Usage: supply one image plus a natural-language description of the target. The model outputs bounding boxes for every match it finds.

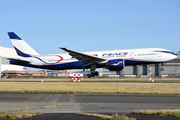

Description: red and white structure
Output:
[70,73,83,82]
[149,65,151,82]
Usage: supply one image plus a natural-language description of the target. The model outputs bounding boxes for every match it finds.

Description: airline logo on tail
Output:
[14,47,34,57]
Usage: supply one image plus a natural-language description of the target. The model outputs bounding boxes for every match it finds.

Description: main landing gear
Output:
[86,63,99,78]
[87,71,99,78]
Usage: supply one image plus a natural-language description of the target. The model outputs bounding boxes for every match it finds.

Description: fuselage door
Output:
[130,52,134,59]
[158,52,162,57]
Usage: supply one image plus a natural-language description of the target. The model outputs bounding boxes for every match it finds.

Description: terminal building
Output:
[1,46,180,78]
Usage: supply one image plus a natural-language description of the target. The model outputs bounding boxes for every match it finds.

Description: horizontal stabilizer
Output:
[7,58,30,64]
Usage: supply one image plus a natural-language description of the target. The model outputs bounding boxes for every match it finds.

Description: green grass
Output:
[0,110,42,119]
[0,81,180,94]
[1,78,180,82]
[112,113,136,120]
[0,78,180,94]
[131,109,180,117]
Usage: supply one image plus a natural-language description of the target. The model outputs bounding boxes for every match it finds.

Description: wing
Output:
[60,47,106,65]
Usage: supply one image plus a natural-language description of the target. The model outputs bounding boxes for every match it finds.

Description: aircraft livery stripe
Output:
[8,32,22,40]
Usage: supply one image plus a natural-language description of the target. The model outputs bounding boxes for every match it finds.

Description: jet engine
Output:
[108,59,124,71]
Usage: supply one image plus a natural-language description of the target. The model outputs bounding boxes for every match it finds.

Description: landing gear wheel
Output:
[91,73,95,77]
[87,74,91,78]
[94,71,99,76]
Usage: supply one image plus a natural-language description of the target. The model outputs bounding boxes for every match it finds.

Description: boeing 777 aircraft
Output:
[7,32,177,78]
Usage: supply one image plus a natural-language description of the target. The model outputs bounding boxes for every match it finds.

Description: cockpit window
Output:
[169,51,177,55]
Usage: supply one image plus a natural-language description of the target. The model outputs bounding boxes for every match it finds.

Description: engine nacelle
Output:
[108,59,124,71]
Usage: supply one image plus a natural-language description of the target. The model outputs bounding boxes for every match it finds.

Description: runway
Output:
[0,93,180,113]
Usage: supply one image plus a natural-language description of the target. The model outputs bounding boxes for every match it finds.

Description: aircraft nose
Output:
[170,53,177,60]
[173,55,177,59]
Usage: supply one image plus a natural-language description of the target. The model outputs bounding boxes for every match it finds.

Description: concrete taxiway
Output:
[0,93,180,113]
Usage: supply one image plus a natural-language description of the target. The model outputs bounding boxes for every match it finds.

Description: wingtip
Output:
[60,47,66,50]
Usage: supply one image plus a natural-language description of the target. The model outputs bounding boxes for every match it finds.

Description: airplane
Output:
[7,32,177,78]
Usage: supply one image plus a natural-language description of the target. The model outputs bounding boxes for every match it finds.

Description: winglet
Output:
[8,32,22,40]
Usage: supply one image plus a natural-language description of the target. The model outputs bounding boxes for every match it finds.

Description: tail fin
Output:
[8,32,39,57]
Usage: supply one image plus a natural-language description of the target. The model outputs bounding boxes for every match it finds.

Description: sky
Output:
[0,0,180,55]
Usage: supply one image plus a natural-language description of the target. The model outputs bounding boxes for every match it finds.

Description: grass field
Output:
[1,77,180,82]
[132,109,180,117]
[0,78,180,94]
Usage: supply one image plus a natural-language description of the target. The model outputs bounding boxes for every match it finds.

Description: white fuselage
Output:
[15,48,177,70]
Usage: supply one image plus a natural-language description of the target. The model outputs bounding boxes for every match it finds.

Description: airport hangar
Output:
[0,46,180,78]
